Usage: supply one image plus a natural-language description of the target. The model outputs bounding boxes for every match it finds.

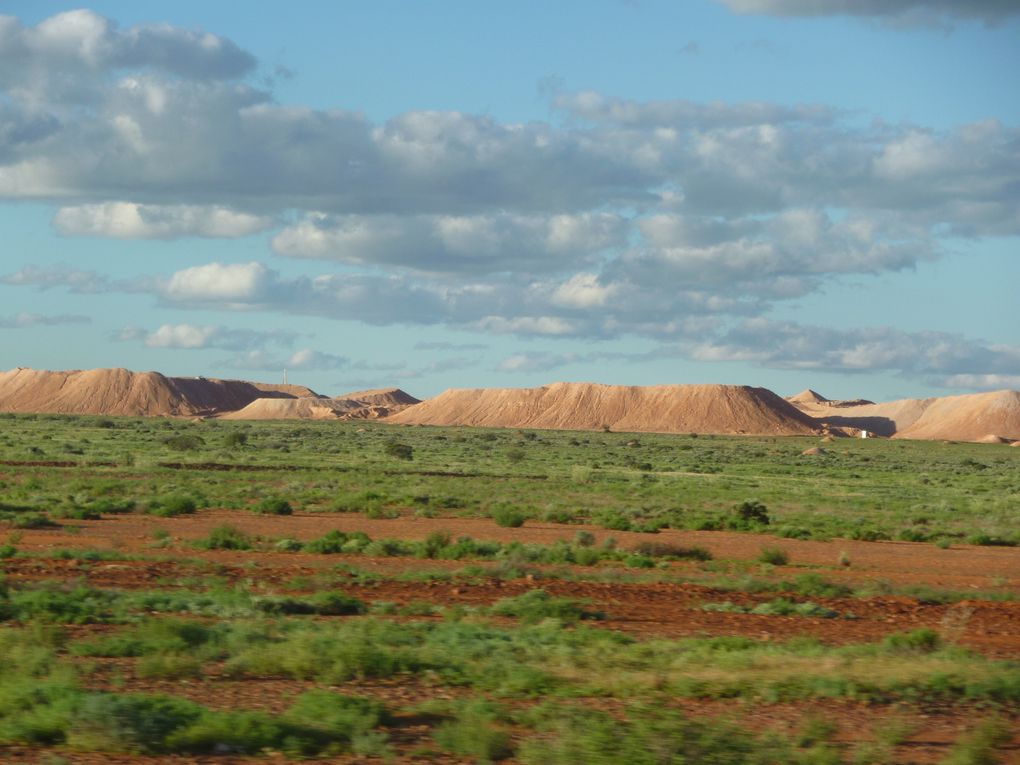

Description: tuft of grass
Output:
[147,495,196,518]
[488,590,598,623]
[493,506,527,528]
[434,701,512,763]
[632,541,713,561]
[193,525,252,551]
[758,547,790,566]
[941,718,1011,765]
[253,497,293,515]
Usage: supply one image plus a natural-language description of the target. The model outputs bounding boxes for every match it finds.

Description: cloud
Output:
[496,352,581,373]
[271,211,626,274]
[554,90,835,129]
[117,322,297,351]
[220,348,350,371]
[942,374,1020,391]
[161,262,276,304]
[687,319,1020,382]
[612,208,935,300]
[0,312,90,328]
[54,203,274,239]
[715,0,1020,26]
[0,264,115,293]
[0,10,255,102]
[413,341,488,351]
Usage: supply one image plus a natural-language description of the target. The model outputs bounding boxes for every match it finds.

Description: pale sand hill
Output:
[791,396,935,437]
[0,367,318,417]
[337,388,421,409]
[386,382,818,435]
[788,389,829,405]
[221,388,419,421]
[790,389,1020,442]
[894,390,1020,442]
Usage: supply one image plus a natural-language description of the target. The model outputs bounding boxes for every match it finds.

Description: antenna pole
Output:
[283,368,288,385]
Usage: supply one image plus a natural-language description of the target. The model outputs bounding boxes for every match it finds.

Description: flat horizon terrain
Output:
[1,413,1019,763]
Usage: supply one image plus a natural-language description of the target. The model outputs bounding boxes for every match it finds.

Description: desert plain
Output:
[0,367,1018,764]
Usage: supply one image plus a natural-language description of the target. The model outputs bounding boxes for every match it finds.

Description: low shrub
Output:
[148,495,197,518]
[434,701,512,763]
[383,441,413,460]
[254,497,293,516]
[163,435,204,452]
[882,629,942,654]
[492,507,527,528]
[488,590,597,623]
[194,525,252,551]
[734,500,770,526]
[632,541,713,561]
[758,547,789,566]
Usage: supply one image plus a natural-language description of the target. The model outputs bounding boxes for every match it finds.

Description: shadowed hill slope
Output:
[789,389,1020,442]
[386,382,819,435]
[221,388,420,420]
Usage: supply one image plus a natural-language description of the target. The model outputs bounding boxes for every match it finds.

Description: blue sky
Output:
[2,0,1018,400]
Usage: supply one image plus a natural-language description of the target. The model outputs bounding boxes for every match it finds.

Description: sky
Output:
[1,0,1019,401]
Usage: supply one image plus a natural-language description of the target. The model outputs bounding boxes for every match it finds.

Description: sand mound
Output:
[788,389,829,405]
[790,388,1020,442]
[335,388,421,409]
[790,395,935,437]
[386,382,819,436]
[0,367,322,417]
[801,447,827,455]
[894,390,1020,442]
[222,388,420,421]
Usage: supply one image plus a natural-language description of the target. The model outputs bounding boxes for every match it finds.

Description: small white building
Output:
[860,430,870,439]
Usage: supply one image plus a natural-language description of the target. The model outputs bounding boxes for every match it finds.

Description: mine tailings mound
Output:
[894,389,1020,442]
[221,388,420,420]
[386,382,819,436]
[789,388,1020,442]
[0,367,320,417]
[787,388,829,405]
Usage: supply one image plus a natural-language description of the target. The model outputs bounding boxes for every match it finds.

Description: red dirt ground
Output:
[3,509,1020,764]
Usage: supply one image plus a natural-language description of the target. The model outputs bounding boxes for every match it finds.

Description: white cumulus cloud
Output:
[54,203,274,239]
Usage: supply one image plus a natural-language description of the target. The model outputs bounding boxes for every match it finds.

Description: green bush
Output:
[12,513,60,529]
[163,435,204,452]
[256,592,366,616]
[518,705,806,765]
[7,584,118,624]
[148,495,197,517]
[224,432,248,448]
[274,538,304,552]
[285,690,386,741]
[489,590,594,623]
[434,701,512,763]
[70,693,203,753]
[882,629,942,654]
[493,506,527,528]
[758,547,789,566]
[734,500,770,526]
[254,497,293,515]
[194,525,252,551]
[632,541,712,561]
[384,441,413,460]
